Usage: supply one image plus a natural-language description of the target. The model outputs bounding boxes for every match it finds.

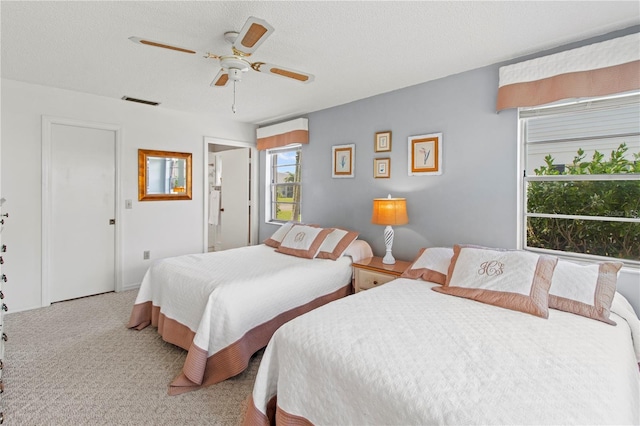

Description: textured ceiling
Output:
[2,1,639,124]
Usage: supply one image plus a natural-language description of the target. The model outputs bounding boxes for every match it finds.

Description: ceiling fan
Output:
[129,16,314,112]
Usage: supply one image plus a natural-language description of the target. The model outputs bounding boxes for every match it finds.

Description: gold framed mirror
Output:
[138,149,192,201]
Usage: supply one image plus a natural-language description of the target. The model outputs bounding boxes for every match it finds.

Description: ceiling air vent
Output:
[121,96,160,106]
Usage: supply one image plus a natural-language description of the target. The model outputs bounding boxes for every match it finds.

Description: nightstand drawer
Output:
[355,268,396,291]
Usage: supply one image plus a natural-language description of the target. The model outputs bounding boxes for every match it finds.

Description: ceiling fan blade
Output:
[251,62,314,83]
[232,17,274,56]
[129,36,218,58]
[210,69,230,87]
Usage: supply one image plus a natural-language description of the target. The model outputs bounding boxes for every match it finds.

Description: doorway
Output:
[41,116,122,306]
[203,137,258,252]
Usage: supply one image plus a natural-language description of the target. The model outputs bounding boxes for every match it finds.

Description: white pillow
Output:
[401,247,454,285]
[275,225,333,259]
[263,222,296,248]
[316,228,359,260]
[433,245,557,318]
[549,259,622,325]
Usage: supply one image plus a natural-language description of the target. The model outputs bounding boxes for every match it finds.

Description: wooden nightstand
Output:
[352,256,411,293]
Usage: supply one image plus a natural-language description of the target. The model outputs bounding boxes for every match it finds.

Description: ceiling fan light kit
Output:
[129,16,314,113]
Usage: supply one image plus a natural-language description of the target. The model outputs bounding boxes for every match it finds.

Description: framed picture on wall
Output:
[332,143,355,178]
[408,132,443,176]
[374,158,390,178]
[375,131,392,152]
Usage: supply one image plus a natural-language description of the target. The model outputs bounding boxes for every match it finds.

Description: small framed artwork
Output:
[374,158,390,178]
[332,143,355,178]
[408,132,443,176]
[375,131,392,152]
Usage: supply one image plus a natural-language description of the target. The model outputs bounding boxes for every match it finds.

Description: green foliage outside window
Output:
[527,143,640,261]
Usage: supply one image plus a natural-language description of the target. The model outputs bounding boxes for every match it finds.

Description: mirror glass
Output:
[138,149,192,201]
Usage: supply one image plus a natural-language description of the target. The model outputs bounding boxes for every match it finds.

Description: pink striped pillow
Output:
[316,228,359,260]
[433,245,557,318]
[401,247,454,285]
[276,225,333,259]
[549,259,622,325]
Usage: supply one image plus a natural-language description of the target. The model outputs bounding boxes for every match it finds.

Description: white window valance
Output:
[256,118,309,151]
[497,32,640,111]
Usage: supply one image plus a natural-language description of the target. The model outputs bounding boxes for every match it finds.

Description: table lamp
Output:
[371,194,409,264]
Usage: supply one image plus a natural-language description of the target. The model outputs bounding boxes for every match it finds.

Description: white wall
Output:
[1,79,255,312]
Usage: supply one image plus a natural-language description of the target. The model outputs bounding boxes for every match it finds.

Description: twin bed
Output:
[244,245,640,425]
[128,229,640,424]
[128,224,369,395]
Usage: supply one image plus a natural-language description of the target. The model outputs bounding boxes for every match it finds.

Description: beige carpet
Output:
[3,290,261,425]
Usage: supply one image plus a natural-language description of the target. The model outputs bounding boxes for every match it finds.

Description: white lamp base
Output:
[382,225,395,264]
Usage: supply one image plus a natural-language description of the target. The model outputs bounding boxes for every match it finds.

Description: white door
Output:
[220,147,250,250]
[50,124,115,302]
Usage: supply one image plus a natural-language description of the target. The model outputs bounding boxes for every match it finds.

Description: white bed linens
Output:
[250,278,640,425]
[130,243,369,395]
[133,244,354,357]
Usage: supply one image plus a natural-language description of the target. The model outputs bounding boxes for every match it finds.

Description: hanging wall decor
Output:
[374,158,390,178]
[375,131,392,152]
[408,133,443,176]
[332,144,355,178]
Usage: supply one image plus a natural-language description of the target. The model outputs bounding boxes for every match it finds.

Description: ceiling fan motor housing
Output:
[220,56,250,81]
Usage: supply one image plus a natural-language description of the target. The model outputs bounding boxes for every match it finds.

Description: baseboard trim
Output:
[121,282,141,292]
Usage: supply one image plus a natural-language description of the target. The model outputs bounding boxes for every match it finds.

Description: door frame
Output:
[41,115,123,307]
[203,136,258,252]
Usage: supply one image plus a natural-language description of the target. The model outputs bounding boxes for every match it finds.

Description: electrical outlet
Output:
[143,250,150,260]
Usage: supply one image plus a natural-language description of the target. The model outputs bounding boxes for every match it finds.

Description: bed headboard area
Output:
[396,244,639,318]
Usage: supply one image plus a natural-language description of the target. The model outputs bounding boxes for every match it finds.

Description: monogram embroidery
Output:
[478,260,504,276]
[294,232,306,243]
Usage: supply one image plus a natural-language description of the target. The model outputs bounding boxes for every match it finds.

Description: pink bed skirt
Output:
[127,284,351,395]
[243,395,313,426]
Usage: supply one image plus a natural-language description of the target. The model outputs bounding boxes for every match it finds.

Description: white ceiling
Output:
[2,1,639,125]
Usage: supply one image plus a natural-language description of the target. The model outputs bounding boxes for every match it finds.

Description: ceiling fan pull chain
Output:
[231,81,237,114]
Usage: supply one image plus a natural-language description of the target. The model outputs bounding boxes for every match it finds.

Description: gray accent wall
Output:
[298,65,516,262]
[260,26,640,312]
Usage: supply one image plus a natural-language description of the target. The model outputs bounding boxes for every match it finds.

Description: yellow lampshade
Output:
[371,197,409,226]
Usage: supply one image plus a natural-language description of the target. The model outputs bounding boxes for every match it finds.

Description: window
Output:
[265,145,302,223]
[519,92,640,265]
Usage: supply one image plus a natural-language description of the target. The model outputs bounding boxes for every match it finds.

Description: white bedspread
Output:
[134,244,353,357]
[251,278,640,425]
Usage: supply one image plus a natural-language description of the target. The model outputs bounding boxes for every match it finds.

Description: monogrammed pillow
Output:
[549,259,623,325]
[316,228,359,260]
[432,245,557,318]
[276,225,334,259]
[401,247,454,285]
[263,222,296,248]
